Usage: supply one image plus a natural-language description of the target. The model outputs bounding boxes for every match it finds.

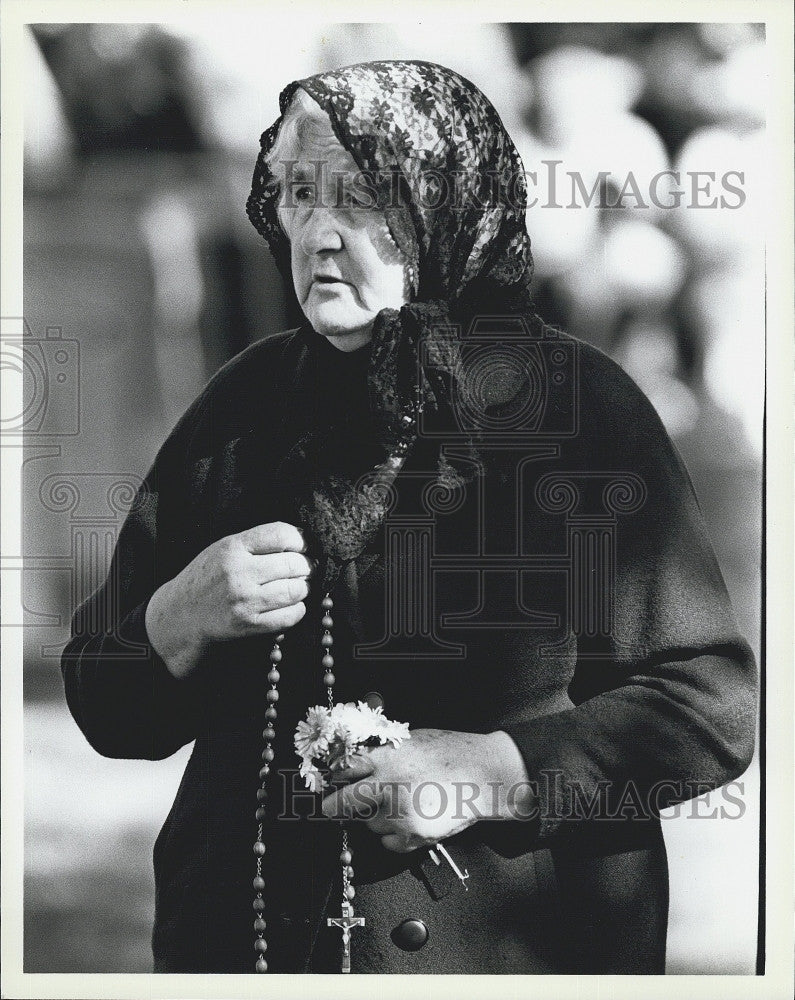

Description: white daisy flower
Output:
[377,718,411,747]
[294,705,333,760]
[299,757,327,793]
[295,700,411,788]
[329,702,374,743]
[326,727,360,772]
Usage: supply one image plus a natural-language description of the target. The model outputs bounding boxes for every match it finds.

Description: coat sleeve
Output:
[500,348,757,839]
[60,392,211,761]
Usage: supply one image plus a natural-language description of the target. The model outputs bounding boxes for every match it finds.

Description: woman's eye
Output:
[289,183,316,205]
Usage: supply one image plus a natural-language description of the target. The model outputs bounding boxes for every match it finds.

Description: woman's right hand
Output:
[144,521,311,680]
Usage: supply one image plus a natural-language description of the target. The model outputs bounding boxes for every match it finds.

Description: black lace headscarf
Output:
[247,60,541,586]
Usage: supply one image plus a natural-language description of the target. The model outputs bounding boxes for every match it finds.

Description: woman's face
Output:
[273,98,410,352]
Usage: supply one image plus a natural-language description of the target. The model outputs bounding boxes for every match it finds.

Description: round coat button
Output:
[392,918,429,951]
[364,691,385,711]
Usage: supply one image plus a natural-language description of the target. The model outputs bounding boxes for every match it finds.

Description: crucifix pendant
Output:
[327,901,365,973]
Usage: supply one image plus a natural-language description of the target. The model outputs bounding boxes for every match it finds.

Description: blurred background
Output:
[21,20,764,974]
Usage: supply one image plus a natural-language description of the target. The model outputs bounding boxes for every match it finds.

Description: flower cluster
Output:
[294,702,411,793]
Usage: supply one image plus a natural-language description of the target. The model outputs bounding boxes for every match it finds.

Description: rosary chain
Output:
[252,631,284,973]
[321,595,356,915]
[253,592,355,973]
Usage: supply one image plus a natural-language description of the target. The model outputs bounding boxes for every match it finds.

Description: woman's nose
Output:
[298,205,344,256]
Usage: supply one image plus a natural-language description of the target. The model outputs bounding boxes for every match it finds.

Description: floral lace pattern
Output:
[247,59,534,303]
[246,61,540,578]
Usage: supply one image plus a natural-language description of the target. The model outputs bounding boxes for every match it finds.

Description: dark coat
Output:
[61,325,756,974]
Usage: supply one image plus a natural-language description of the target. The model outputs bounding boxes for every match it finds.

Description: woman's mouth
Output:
[313,275,347,286]
[311,276,352,296]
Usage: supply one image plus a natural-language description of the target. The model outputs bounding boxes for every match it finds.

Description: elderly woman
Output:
[61,61,755,975]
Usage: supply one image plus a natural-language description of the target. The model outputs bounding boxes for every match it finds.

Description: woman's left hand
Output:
[320,728,535,853]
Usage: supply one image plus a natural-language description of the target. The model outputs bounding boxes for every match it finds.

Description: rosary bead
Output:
[257,587,364,974]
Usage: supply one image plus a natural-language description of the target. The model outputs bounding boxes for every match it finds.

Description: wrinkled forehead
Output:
[267,87,359,181]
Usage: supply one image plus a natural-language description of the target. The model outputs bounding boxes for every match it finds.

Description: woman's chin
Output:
[305,310,373,350]
[321,328,373,352]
